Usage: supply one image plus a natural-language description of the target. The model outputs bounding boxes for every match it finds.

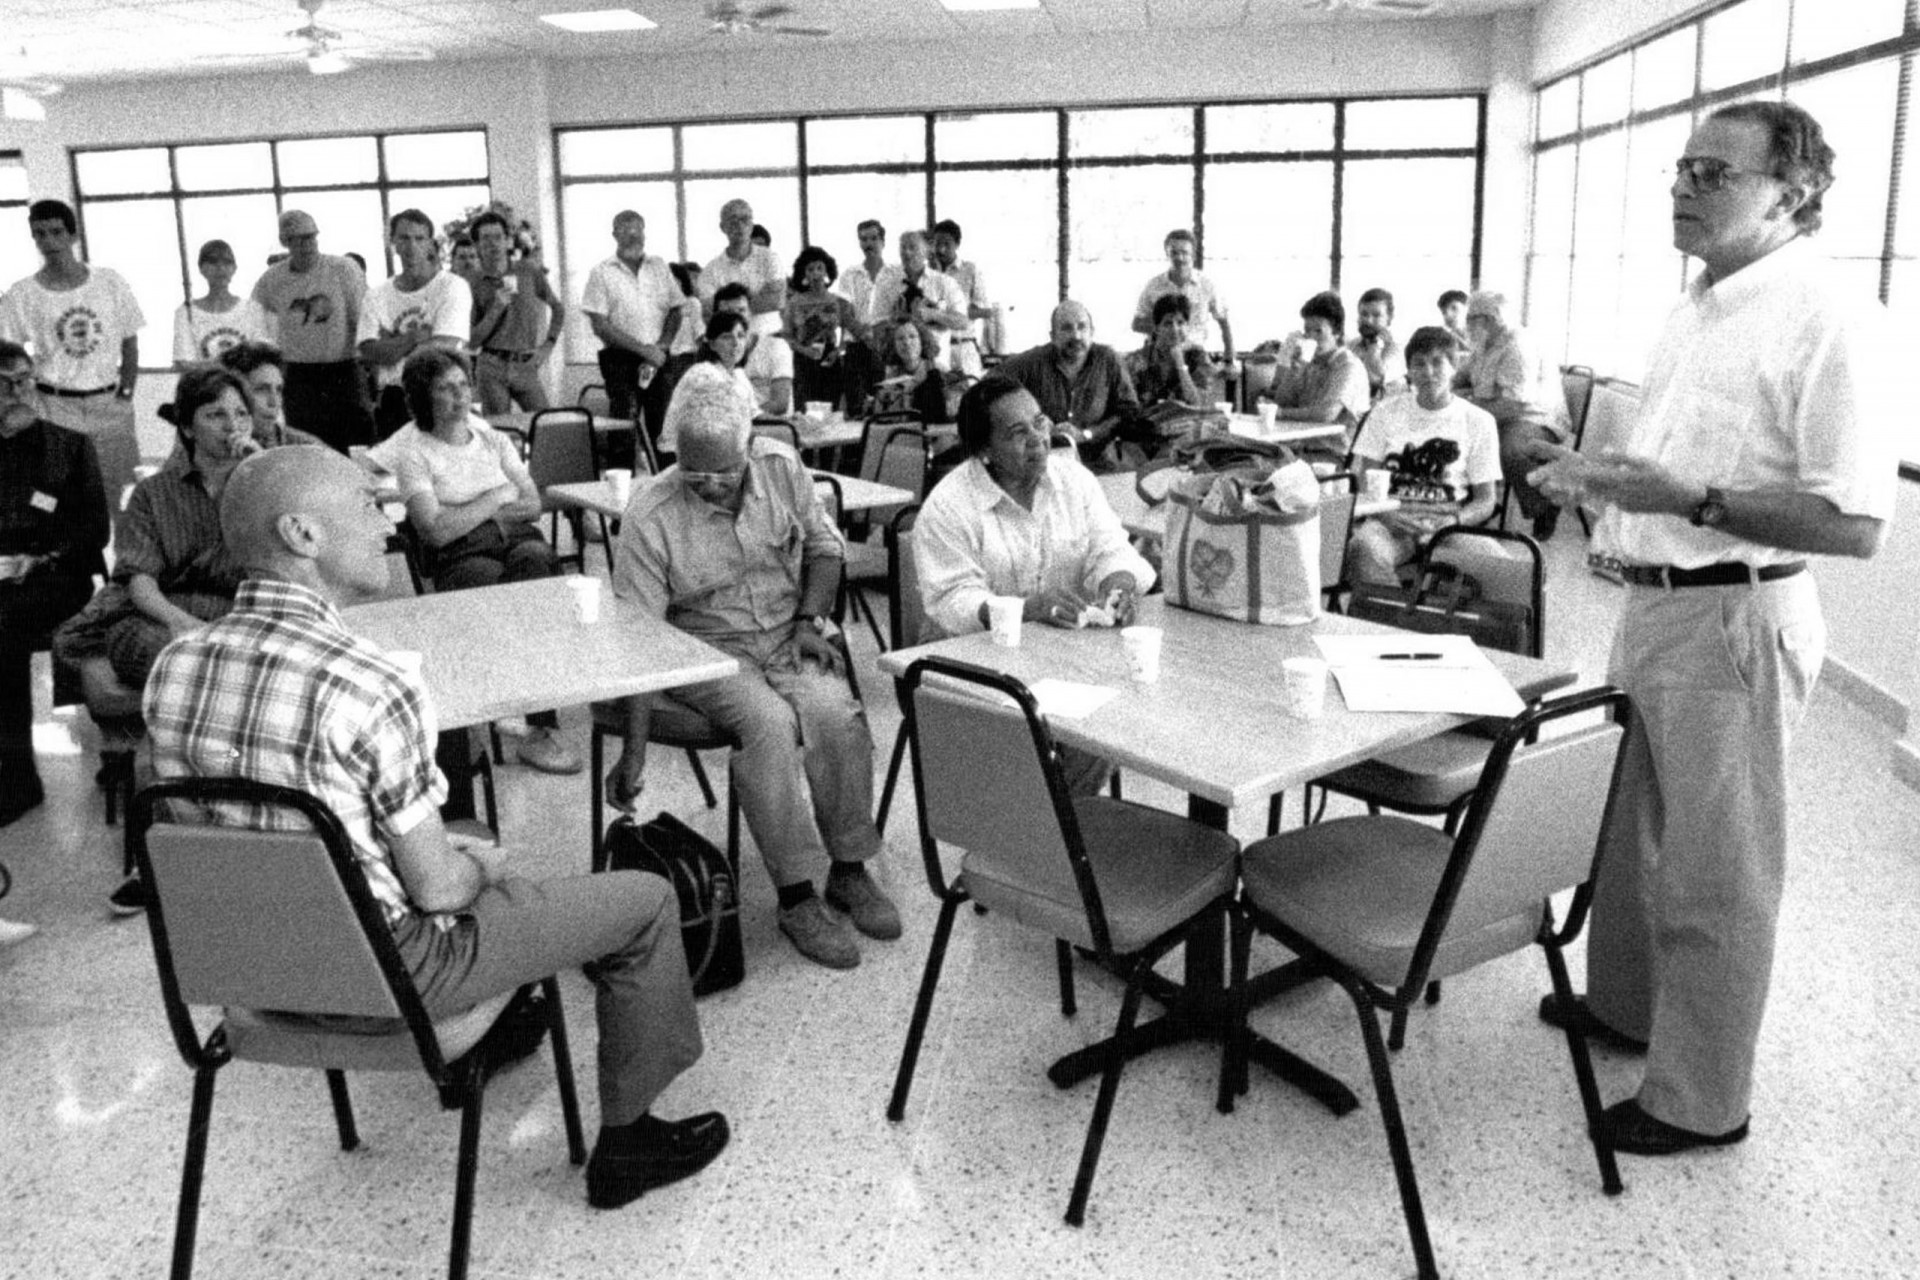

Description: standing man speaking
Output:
[1530,101,1899,1157]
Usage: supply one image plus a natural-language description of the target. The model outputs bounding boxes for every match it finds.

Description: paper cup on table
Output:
[986,595,1024,647]
[605,468,633,505]
[806,401,832,422]
[1212,400,1233,418]
[1257,401,1278,431]
[1121,626,1164,684]
[1281,656,1330,720]
[567,576,602,624]
[1364,470,1393,503]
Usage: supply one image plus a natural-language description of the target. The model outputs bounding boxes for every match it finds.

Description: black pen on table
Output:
[1379,652,1442,661]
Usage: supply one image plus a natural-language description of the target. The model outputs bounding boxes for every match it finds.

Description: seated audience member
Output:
[172,239,268,369]
[872,321,960,424]
[217,341,321,448]
[1265,290,1371,442]
[1348,286,1408,401]
[1437,289,1472,356]
[371,348,580,775]
[144,444,728,1209]
[998,300,1141,471]
[609,372,896,972]
[870,230,974,377]
[781,247,858,410]
[1344,325,1501,585]
[1457,290,1567,540]
[1132,228,1235,365]
[0,339,108,827]
[657,313,757,457]
[714,283,794,418]
[1125,293,1218,455]
[53,367,276,699]
[915,375,1153,792]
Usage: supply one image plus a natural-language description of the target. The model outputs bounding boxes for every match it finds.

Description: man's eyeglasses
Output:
[0,370,35,395]
[681,466,746,487]
[1673,157,1776,194]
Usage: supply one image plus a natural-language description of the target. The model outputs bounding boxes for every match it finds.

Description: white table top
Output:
[343,576,736,730]
[1096,472,1398,541]
[792,413,866,452]
[877,596,1574,814]
[545,473,914,520]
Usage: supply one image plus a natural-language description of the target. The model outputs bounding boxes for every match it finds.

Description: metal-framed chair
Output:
[886,656,1240,1226]
[843,416,935,648]
[526,408,600,574]
[872,505,923,836]
[1226,688,1632,1280]
[130,776,586,1280]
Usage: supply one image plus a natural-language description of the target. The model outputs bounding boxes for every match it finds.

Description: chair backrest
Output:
[752,417,800,452]
[1560,364,1596,448]
[1405,688,1631,989]
[577,383,611,417]
[1317,473,1358,600]
[859,416,925,485]
[902,657,1112,954]
[129,777,454,1079]
[1422,524,1545,657]
[1579,377,1640,461]
[527,408,599,489]
[812,474,844,529]
[886,505,926,651]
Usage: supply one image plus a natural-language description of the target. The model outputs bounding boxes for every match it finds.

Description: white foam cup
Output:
[567,576,602,624]
[1257,401,1278,431]
[1364,469,1392,503]
[1121,626,1164,684]
[605,468,633,505]
[1282,656,1330,720]
[806,401,832,422]
[986,595,1024,647]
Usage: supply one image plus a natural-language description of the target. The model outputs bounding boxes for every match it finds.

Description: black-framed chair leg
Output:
[1545,942,1622,1195]
[685,750,718,809]
[1388,1008,1410,1052]
[875,725,909,836]
[324,1069,359,1150]
[541,977,588,1165]
[1220,905,1252,1112]
[1055,939,1077,1017]
[1065,970,1147,1227]
[447,1068,485,1280]
[169,1062,220,1280]
[589,729,608,872]
[888,892,964,1122]
[1347,981,1437,1280]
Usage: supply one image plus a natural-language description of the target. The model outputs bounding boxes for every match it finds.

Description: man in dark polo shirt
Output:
[998,300,1140,471]
[250,210,374,453]
[467,212,565,416]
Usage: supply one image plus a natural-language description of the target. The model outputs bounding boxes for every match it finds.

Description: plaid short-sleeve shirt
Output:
[144,577,452,929]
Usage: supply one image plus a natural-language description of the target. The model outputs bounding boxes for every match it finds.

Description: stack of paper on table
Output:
[1312,633,1524,716]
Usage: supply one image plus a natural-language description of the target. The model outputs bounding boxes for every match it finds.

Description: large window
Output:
[556,95,1485,355]
[69,130,490,365]
[0,153,32,292]
[1528,0,1916,382]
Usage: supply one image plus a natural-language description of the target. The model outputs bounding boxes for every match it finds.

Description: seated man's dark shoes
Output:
[1538,992,1648,1053]
[586,1111,731,1210]
[1600,1098,1749,1156]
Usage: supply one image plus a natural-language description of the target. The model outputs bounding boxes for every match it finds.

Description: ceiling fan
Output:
[1300,0,1441,14]
[707,2,831,38]
[251,0,436,76]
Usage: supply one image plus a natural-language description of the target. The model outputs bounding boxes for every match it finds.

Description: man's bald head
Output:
[221,446,352,571]
[1049,300,1094,362]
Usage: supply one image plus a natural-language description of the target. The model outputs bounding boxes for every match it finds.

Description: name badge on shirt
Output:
[30,491,58,514]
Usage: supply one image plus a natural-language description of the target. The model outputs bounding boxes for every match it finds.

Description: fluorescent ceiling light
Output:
[939,0,1041,9]
[540,9,658,32]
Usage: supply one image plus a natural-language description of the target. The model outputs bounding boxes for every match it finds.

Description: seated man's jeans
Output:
[667,654,881,888]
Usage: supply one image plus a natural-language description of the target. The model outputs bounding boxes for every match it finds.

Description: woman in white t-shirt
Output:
[171,240,268,368]
[1346,325,1502,586]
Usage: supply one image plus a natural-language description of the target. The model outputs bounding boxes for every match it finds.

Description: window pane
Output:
[1888,263,1920,462]
[1536,78,1580,142]
[935,111,1055,163]
[1524,255,1571,368]
[682,177,801,263]
[1582,54,1633,131]
[1622,113,1692,256]
[558,127,676,177]
[278,136,378,187]
[1701,0,1789,93]
[1343,97,1479,151]
[0,205,36,292]
[559,181,680,356]
[1203,161,1334,346]
[1788,60,1900,259]
[385,131,488,182]
[175,142,272,192]
[1531,145,1577,257]
[1067,165,1193,346]
[933,168,1057,351]
[1206,102,1334,153]
[285,189,387,281]
[179,194,282,300]
[1634,26,1697,111]
[0,155,26,203]
[73,198,181,344]
[1791,0,1906,66]
[1341,157,1477,331]
[805,172,926,264]
[682,121,797,172]
[1567,250,1625,375]
[1573,133,1629,261]
[386,185,493,265]
[1899,81,1920,257]
[806,116,923,167]
[1068,107,1193,159]
[74,148,171,196]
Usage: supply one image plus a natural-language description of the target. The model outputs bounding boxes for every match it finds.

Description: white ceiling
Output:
[0,0,1536,88]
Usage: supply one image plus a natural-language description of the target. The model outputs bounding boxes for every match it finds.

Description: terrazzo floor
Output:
[3,527,1916,1279]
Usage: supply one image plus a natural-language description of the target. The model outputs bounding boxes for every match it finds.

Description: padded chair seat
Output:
[225,991,513,1070]
[845,537,888,582]
[1241,815,1541,988]
[1317,729,1490,811]
[962,796,1238,954]
[590,694,735,747]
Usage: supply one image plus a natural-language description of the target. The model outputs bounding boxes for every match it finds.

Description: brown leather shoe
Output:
[1539,993,1648,1054]
[1600,1099,1748,1156]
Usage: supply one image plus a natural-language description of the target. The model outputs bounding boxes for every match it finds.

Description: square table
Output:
[878,596,1577,1109]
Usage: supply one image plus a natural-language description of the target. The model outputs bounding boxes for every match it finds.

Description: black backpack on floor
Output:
[602,813,745,997]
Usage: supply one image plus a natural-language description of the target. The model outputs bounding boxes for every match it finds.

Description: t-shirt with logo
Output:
[356,270,473,387]
[0,268,145,391]
[172,299,270,365]
[1351,393,1500,511]
[251,254,367,366]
